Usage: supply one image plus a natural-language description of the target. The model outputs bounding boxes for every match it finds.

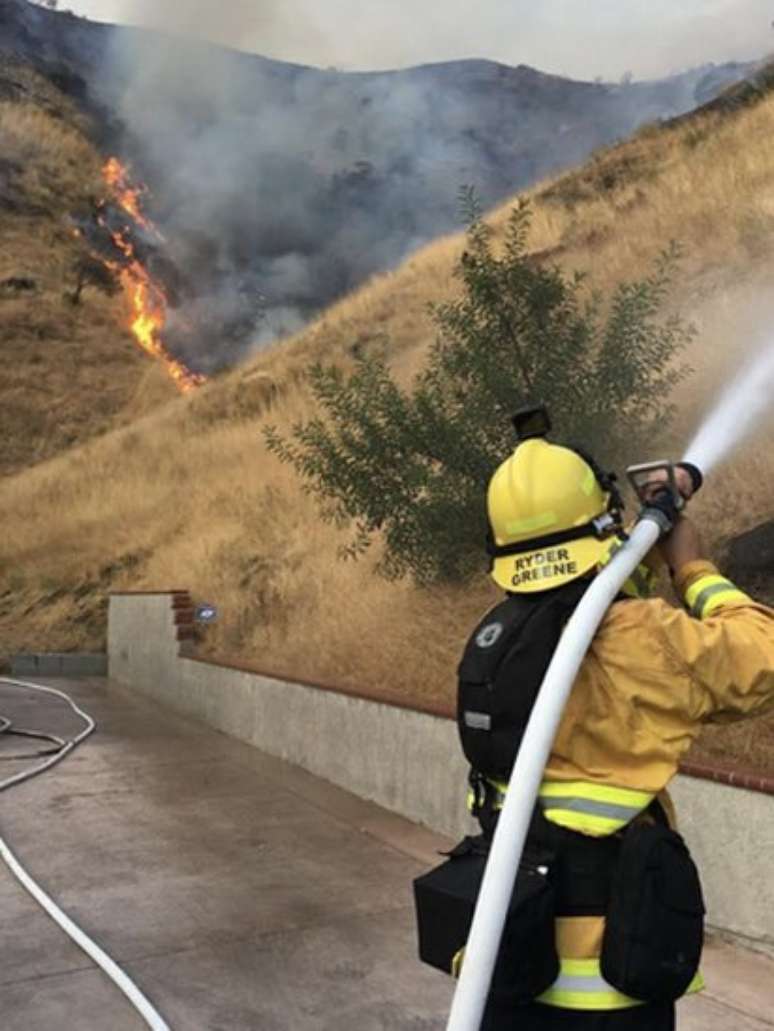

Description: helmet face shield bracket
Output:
[569,444,625,525]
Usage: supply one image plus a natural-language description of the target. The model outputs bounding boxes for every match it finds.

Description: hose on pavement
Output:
[0,676,171,1031]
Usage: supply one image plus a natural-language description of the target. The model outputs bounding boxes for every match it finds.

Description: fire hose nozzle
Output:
[627,461,704,507]
[627,461,683,508]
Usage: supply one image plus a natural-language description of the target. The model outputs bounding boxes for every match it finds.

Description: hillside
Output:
[0,61,178,477]
[2,58,774,770]
[0,0,754,372]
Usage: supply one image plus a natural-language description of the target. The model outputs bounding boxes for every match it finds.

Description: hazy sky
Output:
[68,0,772,80]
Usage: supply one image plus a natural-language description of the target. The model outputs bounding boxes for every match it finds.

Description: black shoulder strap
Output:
[458,578,593,794]
[457,593,538,683]
[459,578,591,684]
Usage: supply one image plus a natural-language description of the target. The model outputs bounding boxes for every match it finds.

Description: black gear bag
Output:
[412,835,559,1003]
[601,819,705,1002]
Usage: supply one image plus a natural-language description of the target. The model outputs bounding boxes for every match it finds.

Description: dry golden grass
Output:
[0,102,102,211]
[2,71,774,767]
[0,65,178,477]
[0,63,104,213]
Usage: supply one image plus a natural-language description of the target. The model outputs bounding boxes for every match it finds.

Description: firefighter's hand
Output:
[658,516,705,575]
[675,464,700,501]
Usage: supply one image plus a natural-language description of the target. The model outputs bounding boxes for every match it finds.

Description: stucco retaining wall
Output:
[108,591,774,949]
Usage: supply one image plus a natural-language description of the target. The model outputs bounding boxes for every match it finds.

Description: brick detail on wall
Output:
[172,591,196,642]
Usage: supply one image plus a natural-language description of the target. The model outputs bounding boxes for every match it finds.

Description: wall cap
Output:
[110,590,189,596]
[679,760,774,796]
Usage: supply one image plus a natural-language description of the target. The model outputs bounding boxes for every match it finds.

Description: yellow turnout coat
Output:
[488,560,774,1010]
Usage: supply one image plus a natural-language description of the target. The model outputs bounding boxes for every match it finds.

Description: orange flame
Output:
[103,156,155,234]
[100,158,205,394]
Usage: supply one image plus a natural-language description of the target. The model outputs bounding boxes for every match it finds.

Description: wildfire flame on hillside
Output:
[99,158,206,394]
[103,157,156,234]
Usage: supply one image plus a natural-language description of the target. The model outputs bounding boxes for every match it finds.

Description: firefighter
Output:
[471,432,774,1030]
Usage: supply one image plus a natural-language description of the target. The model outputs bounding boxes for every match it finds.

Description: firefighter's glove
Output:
[643,487,681,537]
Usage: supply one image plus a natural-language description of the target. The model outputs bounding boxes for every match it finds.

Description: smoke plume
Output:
[86,0,770,81]
[83,2,750,371]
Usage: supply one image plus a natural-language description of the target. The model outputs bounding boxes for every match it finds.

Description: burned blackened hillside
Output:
[0,0,753,371]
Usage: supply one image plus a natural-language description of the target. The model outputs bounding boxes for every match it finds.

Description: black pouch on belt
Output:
[413,834,559,1005]
[601,821,705,1002]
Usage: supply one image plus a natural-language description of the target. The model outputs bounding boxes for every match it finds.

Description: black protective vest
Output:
[457,579,590,784]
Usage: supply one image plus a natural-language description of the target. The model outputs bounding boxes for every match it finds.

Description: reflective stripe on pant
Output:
[537,959,704,1012]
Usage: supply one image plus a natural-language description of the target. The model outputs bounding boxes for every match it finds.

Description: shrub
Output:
[265,193,693,584]
[68,253,120,305]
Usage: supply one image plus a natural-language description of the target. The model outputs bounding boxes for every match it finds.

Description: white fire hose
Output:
[445,514,665,1031]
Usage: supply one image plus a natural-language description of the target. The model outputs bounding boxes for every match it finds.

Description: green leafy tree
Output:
[265,193,692,584]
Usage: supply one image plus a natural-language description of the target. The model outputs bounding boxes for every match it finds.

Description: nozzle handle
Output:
[626,461,684,510]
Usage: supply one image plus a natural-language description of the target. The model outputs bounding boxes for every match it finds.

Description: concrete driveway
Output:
[0,677,771,1030]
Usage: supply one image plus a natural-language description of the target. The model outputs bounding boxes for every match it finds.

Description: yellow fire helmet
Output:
[487,437,623,594]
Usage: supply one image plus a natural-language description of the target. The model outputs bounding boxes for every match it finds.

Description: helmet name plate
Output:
[511,548,579,588]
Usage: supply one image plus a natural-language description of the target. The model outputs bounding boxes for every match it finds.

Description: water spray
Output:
[444,369,771,1029]
[684,342,774,473]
